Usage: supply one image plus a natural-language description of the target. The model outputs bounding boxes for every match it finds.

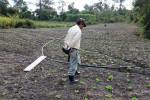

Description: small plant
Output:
[146,83,150,88]
[96,78,101,82]
[84,96,88,100]
[105,85,113,93]
[131,96,137,100]
[107,75,113,81]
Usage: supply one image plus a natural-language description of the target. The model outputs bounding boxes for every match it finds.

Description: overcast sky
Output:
[8,0,134,11]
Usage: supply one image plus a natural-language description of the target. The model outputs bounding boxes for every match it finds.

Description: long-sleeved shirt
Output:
[64,25,82,49]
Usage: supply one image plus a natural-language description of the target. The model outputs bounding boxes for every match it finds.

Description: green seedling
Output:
[96,78,101,82]
[107,75,113,81]
[84,96,88,100]
[146,83,150,88]
[131,96,137,100]
[105,85,113,93]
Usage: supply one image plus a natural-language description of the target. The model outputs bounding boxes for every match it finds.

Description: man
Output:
[63,18,86,84]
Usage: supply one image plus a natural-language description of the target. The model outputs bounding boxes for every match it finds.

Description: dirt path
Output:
[0,23,150,100]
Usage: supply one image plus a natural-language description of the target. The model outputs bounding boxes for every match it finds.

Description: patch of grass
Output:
[0,16,73,28]
[0,16,15,28]
[34,21,73,28]
[0,16,35,28]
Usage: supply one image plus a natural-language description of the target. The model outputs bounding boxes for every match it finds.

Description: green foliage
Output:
[65,14,96,24]
[105,85,113,93]
[84,96,88,100]
[34,21,72,28]
[133,0,150,39]
[96,78,101,82]
[0,0,130,28]
[0,0,9,16]
[107,75,113,81]
[0,17,35,28]
[15,19,35,28]
[131,96,137,100]
[0,17,15,28]
[67,2,79,14]
[35,8,57,20]
[146,83,150,88]
[0,16,72,28]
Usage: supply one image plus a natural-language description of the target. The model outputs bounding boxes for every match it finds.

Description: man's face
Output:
[79,24,84,30]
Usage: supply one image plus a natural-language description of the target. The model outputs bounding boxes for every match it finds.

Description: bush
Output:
[0,17,15,28]
[65,14,96,24]
[0,17,35,28]
[15,19,35,28]
[0,16,73,28]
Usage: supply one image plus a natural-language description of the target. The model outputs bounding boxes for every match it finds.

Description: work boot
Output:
[75,71,80,76]
[69,75,78,84]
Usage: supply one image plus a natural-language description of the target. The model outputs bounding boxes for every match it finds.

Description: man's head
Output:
[76,18,86,29]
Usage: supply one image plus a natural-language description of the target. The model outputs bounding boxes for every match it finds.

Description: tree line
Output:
[0,0,130,24]
[132,0,150,39]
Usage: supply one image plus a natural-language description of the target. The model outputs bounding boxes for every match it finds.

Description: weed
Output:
[96,78,101,82]
[107,75,113,81]
[131,96,137,100]
[105,85,113,93]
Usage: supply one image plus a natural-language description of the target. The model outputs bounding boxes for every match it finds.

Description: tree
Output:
[133,0,150,38]
[67,2,79,14]
[93,1,103,12]
[84,4,95,14]
[57,0,66,21]
[112,0,126,11]
[7,7,18,17]
[13,0,30,18]
[57,0,66,13]
[0,0,9,15]
[36,0,57,20]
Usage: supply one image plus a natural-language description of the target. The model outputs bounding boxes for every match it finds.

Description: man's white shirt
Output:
[64,25,82,49]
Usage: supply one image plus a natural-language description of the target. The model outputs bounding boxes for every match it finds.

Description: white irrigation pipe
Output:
[24,40,54,72]
[24,37,64,72]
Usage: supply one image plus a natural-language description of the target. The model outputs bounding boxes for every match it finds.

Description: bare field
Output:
[0,23,150,100]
